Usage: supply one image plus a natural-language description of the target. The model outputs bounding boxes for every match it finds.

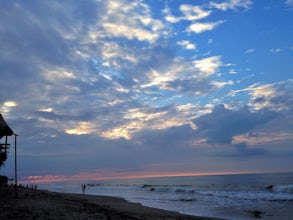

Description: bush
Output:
[0,151,7,167]
[0,175,8,186]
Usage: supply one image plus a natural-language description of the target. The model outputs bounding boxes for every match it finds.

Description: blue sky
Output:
[0,0,292,183]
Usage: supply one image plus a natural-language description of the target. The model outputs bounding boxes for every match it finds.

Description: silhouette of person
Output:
[82,184,86,194]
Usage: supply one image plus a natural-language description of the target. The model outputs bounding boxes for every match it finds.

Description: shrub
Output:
[0,175,8,186]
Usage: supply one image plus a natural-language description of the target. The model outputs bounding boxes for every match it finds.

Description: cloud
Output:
[193,105,277,146]
[10,102,290,177]
[5,28,221,141]
[210,0,252,11]
[1,0,292,180]
[211,80,234,88]
[140,55,223,96]
[0,0,225,138]
[187,21,225,34]
[286,0,293,6]
[230,80,293,111]
[88,0,166,43]
[229,69,237,74]
[245,48,255,54]
[164,4,211,23]
[231,142,268,157]
[270,48,283,53]
[233,131,293,146]
[193,56,222,76]
[177,40,197,50]
[179,5,212,21]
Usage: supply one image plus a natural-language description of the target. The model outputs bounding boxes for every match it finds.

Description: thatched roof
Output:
[0,114,14,139]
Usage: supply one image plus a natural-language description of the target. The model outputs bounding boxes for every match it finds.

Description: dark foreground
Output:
[0,187,223,220]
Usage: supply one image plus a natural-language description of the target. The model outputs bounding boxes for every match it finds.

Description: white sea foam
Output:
[39,173,293,220]
[271,184,293,194]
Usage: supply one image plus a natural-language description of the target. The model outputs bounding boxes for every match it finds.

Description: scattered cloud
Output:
[193,56,222,76]
[89,0,166,44]
[177,40,197,50]
[286,0,293,6]
[245,48,255,54]
[165,4,211,23]
[179,5,212,21]
[210,0,253,11]
[270,48,283,53]
[0,0,292,181]
[211,80,234,88]
[229,69,237,74]
[229,80,293,111]
[187,20,225,34]
[164,4,223,35]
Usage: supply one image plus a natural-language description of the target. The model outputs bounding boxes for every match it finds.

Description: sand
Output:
[0,186,223,220]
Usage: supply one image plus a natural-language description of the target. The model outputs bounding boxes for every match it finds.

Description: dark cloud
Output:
[193,105,277,145]
[233,142,267,157]
[167,78,214,94]
[135,124,195,150]
[36,110,95,122]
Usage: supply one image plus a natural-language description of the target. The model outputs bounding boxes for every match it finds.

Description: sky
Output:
[0,0,292,183]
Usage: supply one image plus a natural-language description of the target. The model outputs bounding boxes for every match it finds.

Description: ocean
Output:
[39,172,293,220]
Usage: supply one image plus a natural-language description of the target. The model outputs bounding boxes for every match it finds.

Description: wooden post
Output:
[14,134,18,198]
[5,135,7,154]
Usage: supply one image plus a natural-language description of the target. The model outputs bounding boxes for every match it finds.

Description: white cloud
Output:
[180,5,212,21]
[230,80,293,111]
[164,4,211,23]
[270,48,283,53]
[165,15,182,23]
[187,21,224,34]
[193,56,222,76]
[100,103,203,140]
[211,80,234,88]
[3,101,17,107]
[229,69,237,74]
[43,67,76,81]
[210,0,252,11]
[1,101,17,115]
[163,6,181,23]
[66,122,96,135]
[39,107,54,112]
[245,48,255,54]
[177,40,196,50]
[89,0,166,43]
[140,56,223,97]
[102,23,159,42]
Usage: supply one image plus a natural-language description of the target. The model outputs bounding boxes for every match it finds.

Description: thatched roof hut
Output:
[0,114,14,139]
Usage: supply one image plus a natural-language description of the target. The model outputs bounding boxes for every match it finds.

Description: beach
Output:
[0,187,221,220]
[39,173,293,220]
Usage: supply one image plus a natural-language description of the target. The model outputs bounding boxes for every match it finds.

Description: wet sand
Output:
[0,187,223,220]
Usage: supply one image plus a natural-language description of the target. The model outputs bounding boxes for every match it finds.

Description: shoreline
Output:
[0,187,223,220]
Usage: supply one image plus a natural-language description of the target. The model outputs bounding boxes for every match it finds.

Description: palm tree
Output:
[0,113,13,168]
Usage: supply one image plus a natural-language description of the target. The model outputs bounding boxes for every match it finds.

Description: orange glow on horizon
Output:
[19,170,283,184]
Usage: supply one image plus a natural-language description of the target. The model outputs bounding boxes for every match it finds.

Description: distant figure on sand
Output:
[82,184,86,194]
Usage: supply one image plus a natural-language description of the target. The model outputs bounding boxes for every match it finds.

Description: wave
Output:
[265,184,293,194]
[143,186,197,194]
[138,184,293,202]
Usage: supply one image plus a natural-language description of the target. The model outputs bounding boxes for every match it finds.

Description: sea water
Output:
[39,172,293,220]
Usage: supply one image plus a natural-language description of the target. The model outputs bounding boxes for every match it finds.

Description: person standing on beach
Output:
[82,184,86,194]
